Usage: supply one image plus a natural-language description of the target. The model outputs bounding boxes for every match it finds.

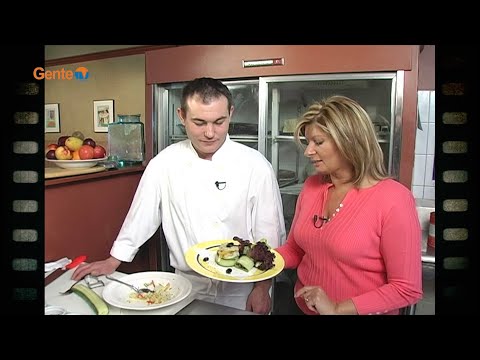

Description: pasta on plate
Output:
[128,280,173,305]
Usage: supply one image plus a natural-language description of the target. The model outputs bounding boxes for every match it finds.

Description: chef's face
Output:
[178,94,232,160]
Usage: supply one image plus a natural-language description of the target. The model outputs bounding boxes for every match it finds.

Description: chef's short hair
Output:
[181,77,233,115]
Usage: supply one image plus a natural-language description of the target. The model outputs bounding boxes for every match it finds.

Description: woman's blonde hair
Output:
[294,95,388,185]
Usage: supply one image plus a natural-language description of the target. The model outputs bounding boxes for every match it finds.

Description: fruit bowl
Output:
[46,157,108,169]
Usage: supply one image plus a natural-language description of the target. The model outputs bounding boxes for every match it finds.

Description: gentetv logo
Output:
[33,66,89,80]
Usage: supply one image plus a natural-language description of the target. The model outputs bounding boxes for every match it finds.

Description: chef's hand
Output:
[246,280,272,315]
[295,285,337,315]
[71,256,121,281]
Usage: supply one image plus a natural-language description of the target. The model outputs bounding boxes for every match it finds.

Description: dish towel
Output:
[45,257,71,272]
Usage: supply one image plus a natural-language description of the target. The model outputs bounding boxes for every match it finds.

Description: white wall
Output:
[412,91,435,201]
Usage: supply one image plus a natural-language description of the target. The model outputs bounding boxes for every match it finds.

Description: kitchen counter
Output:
[45,164,145,187]
[45,268,257,315]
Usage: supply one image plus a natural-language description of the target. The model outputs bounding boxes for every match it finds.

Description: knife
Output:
[45,255,87,285]
[65,255,87,270]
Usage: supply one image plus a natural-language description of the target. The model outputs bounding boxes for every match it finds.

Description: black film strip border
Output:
[4,45,44,315]
[436,45,478,314]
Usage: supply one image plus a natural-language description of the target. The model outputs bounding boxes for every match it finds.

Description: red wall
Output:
[45,171,153,273]
[146,45,414,84]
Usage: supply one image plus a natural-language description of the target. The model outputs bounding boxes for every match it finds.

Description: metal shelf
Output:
[170,135,188,141]
[229,135,258,142]
[279,183,304,196]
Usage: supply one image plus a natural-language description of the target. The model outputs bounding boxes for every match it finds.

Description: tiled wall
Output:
[412,91,435,201]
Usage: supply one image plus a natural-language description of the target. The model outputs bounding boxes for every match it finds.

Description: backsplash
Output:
[412,91,435,201]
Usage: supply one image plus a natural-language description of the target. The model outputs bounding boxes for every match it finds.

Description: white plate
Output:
[46,157,107,169]
[102,272,192,311]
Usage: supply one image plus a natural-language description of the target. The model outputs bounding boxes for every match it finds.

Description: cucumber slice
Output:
[215,254,238,267]
[71,283,109,315]
[235,255,255,272]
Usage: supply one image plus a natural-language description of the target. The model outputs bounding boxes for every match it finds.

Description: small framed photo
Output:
[45,103,60,133]
[93,99,114,132]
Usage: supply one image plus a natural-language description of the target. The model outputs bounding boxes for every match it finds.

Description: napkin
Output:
[45,257,71,272]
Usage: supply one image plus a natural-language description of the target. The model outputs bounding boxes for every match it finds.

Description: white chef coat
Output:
[110,135,286,309]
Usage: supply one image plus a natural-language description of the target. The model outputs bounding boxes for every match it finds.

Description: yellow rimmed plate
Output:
[185,239,285,283]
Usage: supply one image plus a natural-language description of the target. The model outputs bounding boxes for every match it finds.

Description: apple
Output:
[57,135,70,146]
[65,136,84,152]
[83,138,96,148]
[93,145,106,159]
[79,144,94,160]
[55,146,72,160]
[46,143,58,151]
[45,149,56,159]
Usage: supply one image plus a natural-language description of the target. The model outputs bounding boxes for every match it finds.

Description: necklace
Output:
[328,202,344,221]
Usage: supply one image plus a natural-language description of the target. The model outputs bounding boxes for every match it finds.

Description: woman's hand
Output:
[295,285,337,315]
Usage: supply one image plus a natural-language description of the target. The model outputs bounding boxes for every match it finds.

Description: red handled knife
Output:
[65,255,87,269]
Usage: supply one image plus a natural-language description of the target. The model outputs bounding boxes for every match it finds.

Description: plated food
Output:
[102,272,192,311]
[127,280,173,305]
[185,237,285,283]
[215,237,276,272]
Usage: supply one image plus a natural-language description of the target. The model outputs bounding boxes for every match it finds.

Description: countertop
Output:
[45,165,146,187]
[45,268,257,315]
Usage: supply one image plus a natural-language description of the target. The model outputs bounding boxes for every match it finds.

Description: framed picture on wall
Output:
[45,103,60,133]
[93,99,114,132]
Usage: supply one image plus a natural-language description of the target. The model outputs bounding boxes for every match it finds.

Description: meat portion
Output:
[232,236,275,271]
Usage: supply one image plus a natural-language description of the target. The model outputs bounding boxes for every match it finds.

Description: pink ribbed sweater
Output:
[276,176,423,315]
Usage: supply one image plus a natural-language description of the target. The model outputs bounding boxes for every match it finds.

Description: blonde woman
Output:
[276,95,422,315]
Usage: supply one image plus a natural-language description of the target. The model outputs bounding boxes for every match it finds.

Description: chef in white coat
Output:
[72,77,286,314]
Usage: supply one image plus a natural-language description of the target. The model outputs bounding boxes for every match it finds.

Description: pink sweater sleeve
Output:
[351,188,423,314]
